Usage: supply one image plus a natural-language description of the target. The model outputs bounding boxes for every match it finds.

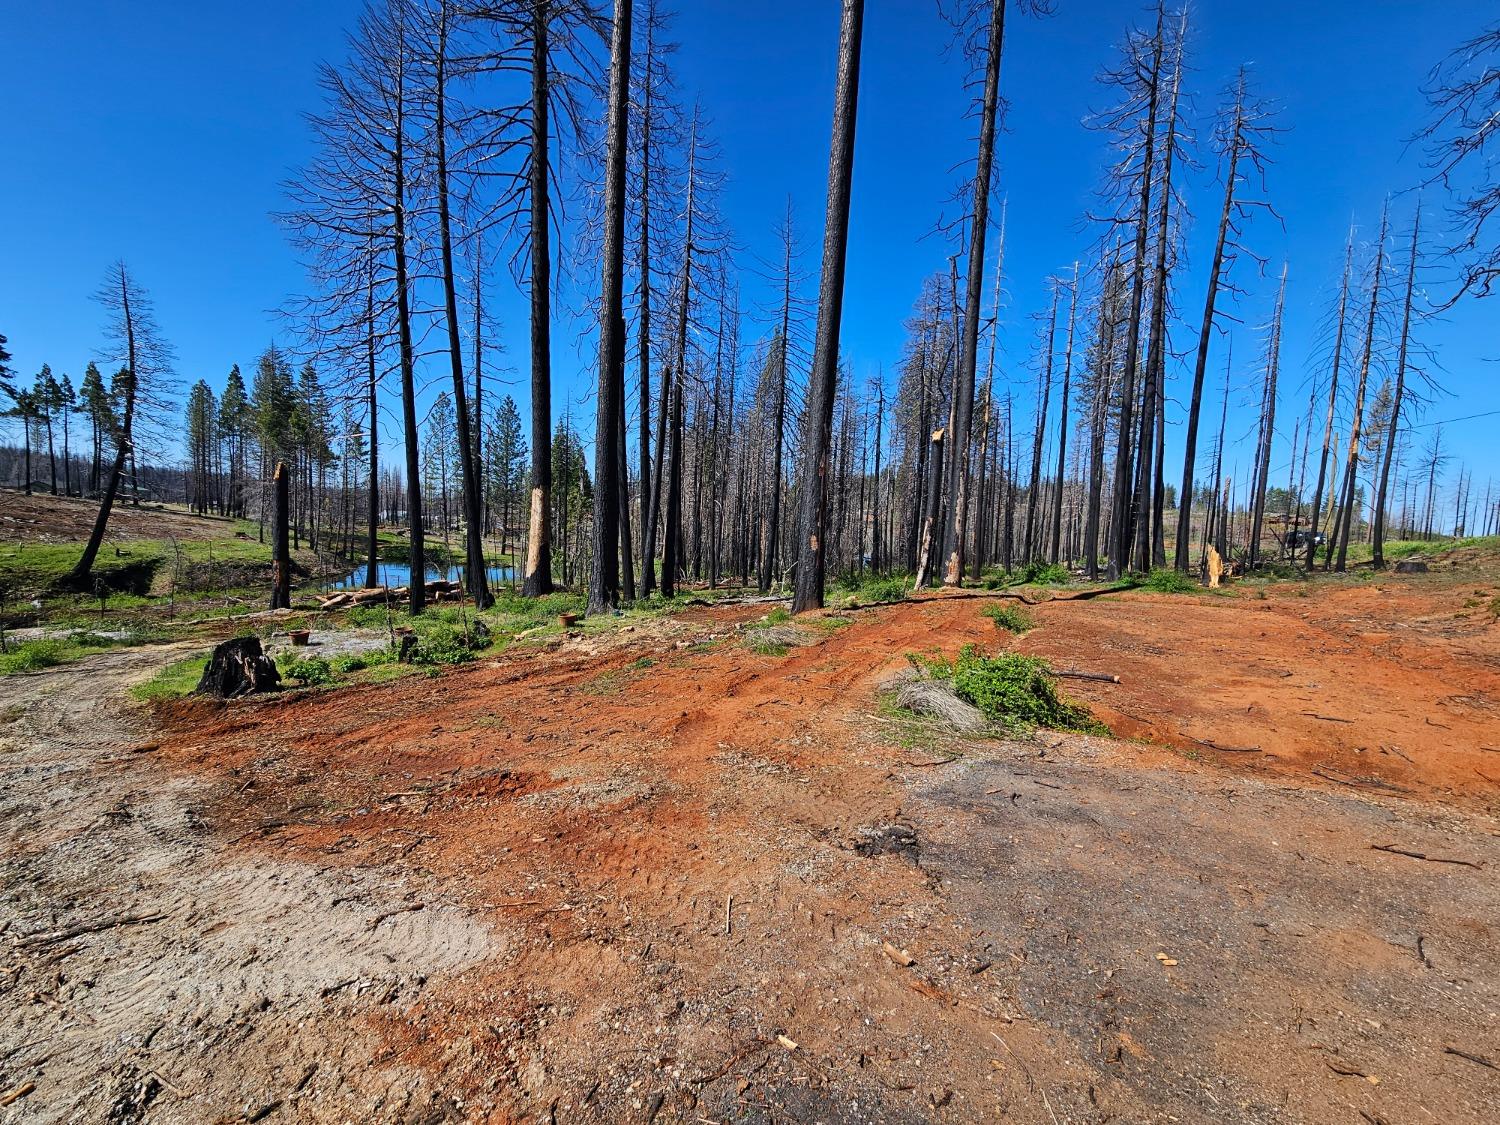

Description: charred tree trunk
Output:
[1373,209,1420,569]
[270,460,292,610]
[523,1,555,596]
[942,0,1007,587]
[791,0,864,612]
[588,0,633,614]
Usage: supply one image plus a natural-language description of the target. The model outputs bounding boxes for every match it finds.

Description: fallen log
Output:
[1054,669,1121,684]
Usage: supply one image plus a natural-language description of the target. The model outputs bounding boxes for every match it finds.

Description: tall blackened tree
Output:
[940,0,1009,587]
[792,0,865,614]
[1175,70,1277,568]
[588,0,633,614]
[1373,209,1424,567]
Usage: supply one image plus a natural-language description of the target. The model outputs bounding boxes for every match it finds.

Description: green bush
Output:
[413,624,478,665]
[280,656,335,686]
[765,606,792,625]
[333,651,393,674]
[1141,569,1199,594]
[914,646,1105,734]
[1019,561,1070,585]
[842,575,909,605]
[982,603,1035,633]
[0,640,69,674]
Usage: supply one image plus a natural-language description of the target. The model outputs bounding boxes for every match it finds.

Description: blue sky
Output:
[2,0,1496,517]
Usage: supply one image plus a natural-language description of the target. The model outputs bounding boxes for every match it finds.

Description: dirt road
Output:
[2,568,1497,1123]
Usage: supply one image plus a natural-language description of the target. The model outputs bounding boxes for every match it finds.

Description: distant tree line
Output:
[4,2,1496,603]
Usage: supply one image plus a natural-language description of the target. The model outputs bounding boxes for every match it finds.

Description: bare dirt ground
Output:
[0,489,238,545]
[2,561,1497,1123]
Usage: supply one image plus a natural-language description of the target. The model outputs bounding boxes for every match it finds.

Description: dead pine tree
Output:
[940,0,1009,587]
[1097,5,1167,578]
[426,0,491,609]
[1304,231,1354,569]
[791,0,865,614]
[1418,21,1500,301]
[1332,205,1390,572]
[1049,264,1079,565]
[587,0,633,614]
[1130,6,1186,574]
[522,1,557,595]
[1247,264,1288,567]
[1372,206,1423,568]
[1023,283,1059,564]
[1175,69,1277,569]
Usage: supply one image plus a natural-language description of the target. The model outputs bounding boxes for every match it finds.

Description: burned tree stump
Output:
[270,460,291,610]
[195,637,281,698]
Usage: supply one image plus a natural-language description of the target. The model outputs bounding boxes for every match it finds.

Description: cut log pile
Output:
[315,580,463,611]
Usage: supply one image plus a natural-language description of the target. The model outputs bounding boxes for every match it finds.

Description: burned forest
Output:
[2,2,1499,1123]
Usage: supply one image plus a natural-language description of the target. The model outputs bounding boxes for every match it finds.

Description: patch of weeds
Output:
[0,629,146,675]
[131,655,210,701]
[764,606,792,625]
[629,656,657,670]
[280,655,335,686]
[982,603,1034,633]
[359,662,421,685]
[0,639,69,674]
[875,692,949,753]
[813,614,854,632]
[413,624,483,666]
[1019,562,1070,586]
[331,651,384,674]
[747,639,789,657]
[913,645,1105,734]
[1140,569,1199,595]
[1487,595,1500,621]
[836,573,910,607]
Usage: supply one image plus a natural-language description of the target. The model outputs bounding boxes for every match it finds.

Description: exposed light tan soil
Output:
[2,559,1497,1123]
[0,489,240,545]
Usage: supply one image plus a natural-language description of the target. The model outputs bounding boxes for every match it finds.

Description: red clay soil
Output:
[1013,566,1500,807]
[117,560,1500,1122]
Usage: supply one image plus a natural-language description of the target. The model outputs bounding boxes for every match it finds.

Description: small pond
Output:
[327,562,517,590]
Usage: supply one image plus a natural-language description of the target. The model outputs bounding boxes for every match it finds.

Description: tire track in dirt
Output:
[0,645,506,1123]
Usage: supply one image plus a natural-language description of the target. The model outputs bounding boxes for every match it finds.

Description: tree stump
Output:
[195,637,281,698]
[1395,560,1428,574]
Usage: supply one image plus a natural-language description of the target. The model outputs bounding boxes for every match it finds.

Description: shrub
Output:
[333,652,386,674]
[413,624,480,665]
[846,575,910,605]
[0,640,69,675]
[280,656,335,686]
[915,646,1105,734]
[765,606,792,625]
[1141,569,1199,594]
[982,603,1035,633]
[1019,561,1070,585]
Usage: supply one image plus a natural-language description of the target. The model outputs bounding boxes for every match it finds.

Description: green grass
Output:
[130,655,209,701]
[910,645,1106,735]
[279,655,336,685]
[982,603,1035,633]
[833,572,910,607]
[1136,569,1200,594]
[0,628,152,676]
